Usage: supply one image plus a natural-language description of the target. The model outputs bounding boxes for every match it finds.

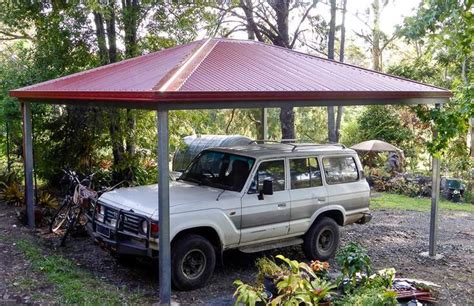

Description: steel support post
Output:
[261,107,268,140]
[429,103,441,257]
[21,102,35,228]
[157,110,171,305]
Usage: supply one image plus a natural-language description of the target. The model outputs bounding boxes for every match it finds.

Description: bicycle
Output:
[49,169,98,246]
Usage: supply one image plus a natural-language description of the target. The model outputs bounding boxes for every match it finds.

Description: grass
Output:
[371,192,474,213]
[15,239,145,304]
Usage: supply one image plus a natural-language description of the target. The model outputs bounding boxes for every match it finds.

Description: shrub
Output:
[336,242,371,292]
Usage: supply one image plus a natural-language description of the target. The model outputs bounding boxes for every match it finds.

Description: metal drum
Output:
[172,135,253,171]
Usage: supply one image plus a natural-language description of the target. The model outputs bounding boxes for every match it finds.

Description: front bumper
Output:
[86,203,158,258]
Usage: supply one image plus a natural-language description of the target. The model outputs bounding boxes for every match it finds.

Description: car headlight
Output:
[141,220,148,234]
[95,203,105,222]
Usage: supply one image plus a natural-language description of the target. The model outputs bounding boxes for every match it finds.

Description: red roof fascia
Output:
[10,89,451,103]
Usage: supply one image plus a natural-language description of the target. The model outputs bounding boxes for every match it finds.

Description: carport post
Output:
[157,110,171,305]
[261,108,268,139]
[21,101,35,228]
[428,103,441,257]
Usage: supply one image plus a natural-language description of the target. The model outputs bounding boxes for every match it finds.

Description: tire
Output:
[171,234,216,291]
[59,208,80,247]
[303,217,340,261]
[49,199,74,233]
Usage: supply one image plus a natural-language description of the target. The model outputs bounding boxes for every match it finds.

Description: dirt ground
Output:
[0,203,473,305]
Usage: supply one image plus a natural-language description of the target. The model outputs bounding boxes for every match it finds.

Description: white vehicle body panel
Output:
[94,144,371,252]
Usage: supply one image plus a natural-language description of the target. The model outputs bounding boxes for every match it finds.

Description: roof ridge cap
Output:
[157,38,215,92]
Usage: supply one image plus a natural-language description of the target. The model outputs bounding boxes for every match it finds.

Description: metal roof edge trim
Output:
[14,97,448,111]
[10,90,452,101]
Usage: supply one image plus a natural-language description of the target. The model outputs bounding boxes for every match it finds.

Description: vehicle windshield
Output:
[180,150,255,192]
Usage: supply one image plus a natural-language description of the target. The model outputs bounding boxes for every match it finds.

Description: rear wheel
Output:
[303,217,340,261]
[171,234,216,291]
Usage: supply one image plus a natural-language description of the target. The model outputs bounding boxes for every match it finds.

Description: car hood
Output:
[98,181,237,217]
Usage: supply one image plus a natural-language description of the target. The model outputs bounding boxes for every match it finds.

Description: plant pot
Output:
[318,301,331,306]
[263,275,278,297]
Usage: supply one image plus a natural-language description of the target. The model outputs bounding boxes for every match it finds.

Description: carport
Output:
[10,38,451,304]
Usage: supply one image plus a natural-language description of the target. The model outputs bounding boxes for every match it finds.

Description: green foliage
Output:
[355,105,416,159]
[335,286,397,306]
[0,180,24,206]
[370,192,474,213]
[336,242,372,291]
[234,253,400,306]
[394,0,473,159]
[233,280,268,306]
[255,257,285,286]
[15,239,145,304]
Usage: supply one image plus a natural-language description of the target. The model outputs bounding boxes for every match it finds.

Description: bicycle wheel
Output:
[49,198,74,233]
[60,208,80,247]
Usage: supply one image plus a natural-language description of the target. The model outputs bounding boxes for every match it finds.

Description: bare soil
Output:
[0,203,473,305]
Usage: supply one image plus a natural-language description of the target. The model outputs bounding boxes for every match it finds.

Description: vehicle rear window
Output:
[322,156,359,184]
[290,157,322,189]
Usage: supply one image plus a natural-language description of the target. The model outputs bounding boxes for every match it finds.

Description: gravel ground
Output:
[1,203,473,305]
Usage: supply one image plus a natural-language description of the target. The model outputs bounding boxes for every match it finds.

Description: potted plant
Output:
[255,257,286,296]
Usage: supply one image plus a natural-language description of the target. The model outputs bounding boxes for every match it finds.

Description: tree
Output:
[355,0,396,71]
[219,0,318,140]
[396,0,473,159]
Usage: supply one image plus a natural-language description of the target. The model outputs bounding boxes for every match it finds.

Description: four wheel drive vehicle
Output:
[86,143,372,290]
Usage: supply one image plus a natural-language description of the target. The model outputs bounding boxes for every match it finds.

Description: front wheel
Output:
[171,234,216,291]
[303,217,340,261]
[49,198,74,233]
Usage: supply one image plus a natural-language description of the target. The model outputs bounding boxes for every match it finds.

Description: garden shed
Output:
[10,38,451,305]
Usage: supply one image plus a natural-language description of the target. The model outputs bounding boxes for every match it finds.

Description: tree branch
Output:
[290,3,315,48]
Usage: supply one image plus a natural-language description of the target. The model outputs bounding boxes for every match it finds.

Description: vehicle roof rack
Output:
[249,139,346,151]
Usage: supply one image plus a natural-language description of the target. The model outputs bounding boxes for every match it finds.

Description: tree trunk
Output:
[371,0,382,71]
[93,12,109,65]
[6,121,11,172]
[105,1,117,63]
[470,118,474,158]
[280,106,295,140]
[122,0,140,59]
[335,0,348,143]
[125,109,136,155]
[121,0,139,155]
[271,0,295,140]
[327,0,337,143]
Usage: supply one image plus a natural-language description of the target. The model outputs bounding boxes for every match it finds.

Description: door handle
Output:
[277,203,287,208]
[317,198,326,202]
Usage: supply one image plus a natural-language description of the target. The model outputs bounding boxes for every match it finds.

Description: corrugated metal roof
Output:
[10,38,451,105]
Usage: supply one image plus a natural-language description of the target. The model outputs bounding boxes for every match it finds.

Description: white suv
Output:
[86,143,372,290]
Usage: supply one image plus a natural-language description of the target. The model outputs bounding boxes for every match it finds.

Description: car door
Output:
[240,159,291,243]
[288,156,328,235]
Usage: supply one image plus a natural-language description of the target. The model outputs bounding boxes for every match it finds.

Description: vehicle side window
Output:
[290,157,322,189]
[249,160,285,193]
[322,156,359,184]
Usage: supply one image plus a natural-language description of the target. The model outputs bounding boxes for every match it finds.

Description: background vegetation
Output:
[0,0,472,192]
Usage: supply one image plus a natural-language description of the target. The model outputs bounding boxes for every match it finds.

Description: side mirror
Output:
[258,180,273,200]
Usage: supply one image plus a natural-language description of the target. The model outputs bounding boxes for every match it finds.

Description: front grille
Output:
[122,212,142,234]
[95,202,146,236]
[105,208,118,223]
